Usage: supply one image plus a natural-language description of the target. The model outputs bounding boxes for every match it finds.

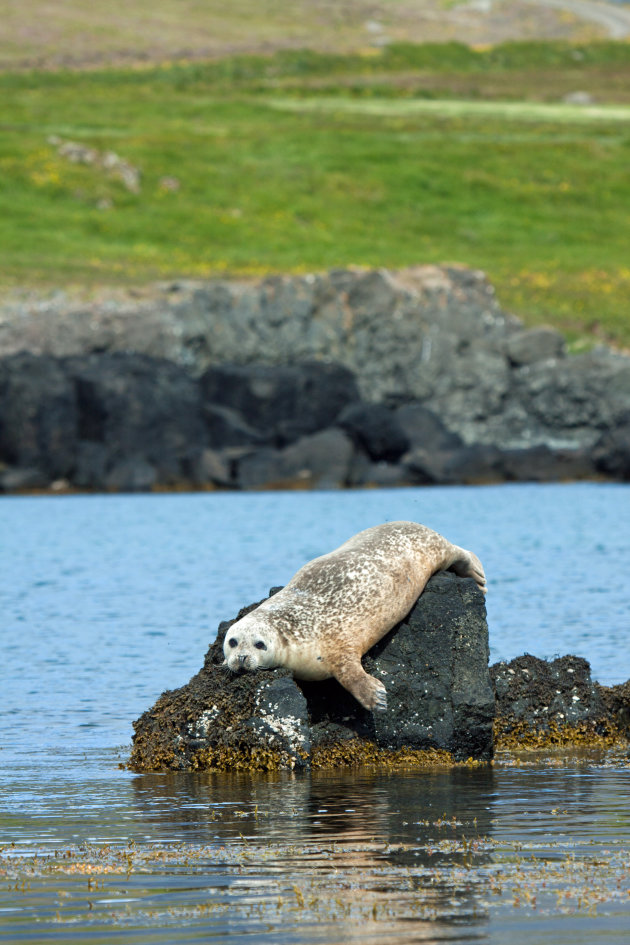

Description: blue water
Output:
[1,483,629,944]
[1,483,628,755]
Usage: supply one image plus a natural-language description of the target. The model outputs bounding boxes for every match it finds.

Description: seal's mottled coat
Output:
[223,521,486,711]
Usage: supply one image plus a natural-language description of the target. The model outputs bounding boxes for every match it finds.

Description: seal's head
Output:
[223,613,278,673]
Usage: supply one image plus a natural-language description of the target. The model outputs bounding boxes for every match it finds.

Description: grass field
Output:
[1,41,630,346]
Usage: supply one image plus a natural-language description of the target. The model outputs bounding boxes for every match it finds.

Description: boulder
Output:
[505,326,566,366]
[0,352,78,481]
[237,428,355,490]
[200,361,360,447]
[500,444,596,482]
[128,569,494,772]
[491,654,621,748]
[68,352,206,485]
[104,455,158,492]
[336,402,410,462]
[395,403,463,452]
[204,403,269,449]
[592,415,630,481]
[403,443,504,485]
[188,447,234,488]
[348,454,410,488]
[0,465,50,492]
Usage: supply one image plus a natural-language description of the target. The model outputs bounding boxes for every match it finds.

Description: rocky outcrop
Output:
[1,266,630,491]
[128,570,495,772]
[129,581,630,773]
[491,654,630,748]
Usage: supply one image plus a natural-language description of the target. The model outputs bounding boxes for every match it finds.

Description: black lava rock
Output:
[0,352,78,483]
[199,361,360,447]
[128,570,494,771]
[336,402,410,462]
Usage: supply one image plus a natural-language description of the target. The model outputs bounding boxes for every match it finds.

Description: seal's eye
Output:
[228,638,238,648]
[254,641,267,651]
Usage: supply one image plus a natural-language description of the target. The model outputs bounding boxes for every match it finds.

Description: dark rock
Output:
[129,596,311,772]
[204,403,269,449]
[597,680,630,738]
[491,654,617,746]
[105,455,158,492]
[592,416,630,480]
[395,403,463,452]
[496,348,630,451]
[68,352,206,483]
[237,429,355,490]
[0,352,78,479]
[73,441,109,489]
[200,361,360,446]
[501,444,596,481]
[403,443,504,485]
[189,447,234,488]
[348,453,410,488]
[128,569,494,771]
[303,571,494,761]
[337,402,409,462]
[505,326,566,366]
[0,465,50,492]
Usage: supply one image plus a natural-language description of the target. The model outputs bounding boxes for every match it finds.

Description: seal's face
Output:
[223,616,277,673]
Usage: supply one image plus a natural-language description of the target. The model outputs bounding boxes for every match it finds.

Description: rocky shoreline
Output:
[129,573,629,773]
[2,266,629,493]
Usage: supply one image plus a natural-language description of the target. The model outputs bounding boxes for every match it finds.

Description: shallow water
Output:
[1,483,629,942]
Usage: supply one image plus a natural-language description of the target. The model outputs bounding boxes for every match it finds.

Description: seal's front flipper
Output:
[330,657,388,713]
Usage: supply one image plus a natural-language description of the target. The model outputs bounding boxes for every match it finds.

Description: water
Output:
[1,483,629,942]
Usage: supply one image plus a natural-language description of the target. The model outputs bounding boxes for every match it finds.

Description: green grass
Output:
[1,42,630,346]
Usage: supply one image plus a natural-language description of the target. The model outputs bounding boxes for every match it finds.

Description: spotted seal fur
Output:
[223,521,486,711]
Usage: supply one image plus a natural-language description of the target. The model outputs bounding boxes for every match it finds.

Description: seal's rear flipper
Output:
[448,549,487,594]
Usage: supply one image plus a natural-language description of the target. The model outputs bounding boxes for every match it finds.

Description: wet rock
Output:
[128,570,494,772]
[129,595,311,772]
[597,679,630,738]
[304,571,494,762]
[491,654,620,747]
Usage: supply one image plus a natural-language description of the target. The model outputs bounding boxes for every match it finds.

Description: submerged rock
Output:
[128,570,495,772]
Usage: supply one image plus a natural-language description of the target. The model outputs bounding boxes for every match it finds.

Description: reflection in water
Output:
[2,486,630,943]
[1,754,630,944]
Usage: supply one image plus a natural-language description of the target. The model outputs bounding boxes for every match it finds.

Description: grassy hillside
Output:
[1,42,630,346]
[0,1,607,70]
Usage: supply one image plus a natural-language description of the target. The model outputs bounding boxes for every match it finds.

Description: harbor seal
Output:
[223,521,486,712]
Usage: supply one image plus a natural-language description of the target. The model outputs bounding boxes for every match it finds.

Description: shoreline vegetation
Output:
[1,40,630,348]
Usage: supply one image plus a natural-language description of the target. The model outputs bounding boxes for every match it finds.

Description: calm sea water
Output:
[1,483,629,942]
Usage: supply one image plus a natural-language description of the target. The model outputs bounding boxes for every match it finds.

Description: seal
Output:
[223,521,486,711]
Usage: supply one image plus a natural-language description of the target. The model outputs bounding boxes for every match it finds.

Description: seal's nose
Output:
[238,654,247,667]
